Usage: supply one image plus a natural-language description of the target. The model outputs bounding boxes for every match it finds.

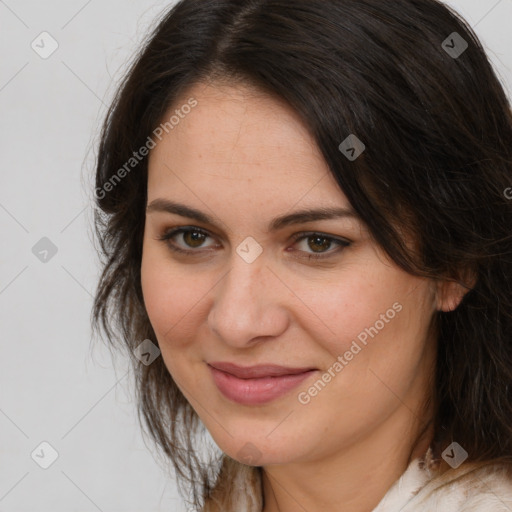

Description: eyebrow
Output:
[146,199,360,232]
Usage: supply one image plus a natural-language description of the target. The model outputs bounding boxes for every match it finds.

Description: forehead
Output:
[146,81,353,218]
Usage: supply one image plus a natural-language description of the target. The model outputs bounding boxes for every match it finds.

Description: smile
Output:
[207,362,318,405]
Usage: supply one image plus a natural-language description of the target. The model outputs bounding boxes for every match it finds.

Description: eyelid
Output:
[288,230,351,246]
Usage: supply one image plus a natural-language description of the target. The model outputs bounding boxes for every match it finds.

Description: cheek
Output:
[295,259,434,384]
[140,244,208,348]
[295,277,435,437]
[140,249,214,390]
[294,266,404,351]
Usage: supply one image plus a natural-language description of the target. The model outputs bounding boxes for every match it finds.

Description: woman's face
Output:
[141,81,444,466]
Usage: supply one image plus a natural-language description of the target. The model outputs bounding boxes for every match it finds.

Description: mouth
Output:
[208,361,316,378]
[207,362,318,405]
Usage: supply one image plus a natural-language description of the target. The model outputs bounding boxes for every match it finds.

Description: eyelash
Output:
[156,226,351,261]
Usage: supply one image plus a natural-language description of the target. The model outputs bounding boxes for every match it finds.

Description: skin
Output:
[141,81,469,512]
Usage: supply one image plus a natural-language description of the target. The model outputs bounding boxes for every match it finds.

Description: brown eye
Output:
[307,235,334,253]
[290,232,351,261]
[157,227,217,254]
[182,230,208,248]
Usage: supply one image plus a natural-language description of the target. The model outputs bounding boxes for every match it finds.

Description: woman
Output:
[92,0,512,510]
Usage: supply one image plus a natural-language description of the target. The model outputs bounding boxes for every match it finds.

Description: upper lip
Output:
[207,362,316,379]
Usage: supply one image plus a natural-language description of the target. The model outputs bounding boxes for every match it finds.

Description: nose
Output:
[207,250,289,348]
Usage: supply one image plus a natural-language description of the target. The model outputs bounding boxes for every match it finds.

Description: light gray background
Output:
[1,1,511,511]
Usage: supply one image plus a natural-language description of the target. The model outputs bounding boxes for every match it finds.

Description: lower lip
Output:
[208,366,317,405]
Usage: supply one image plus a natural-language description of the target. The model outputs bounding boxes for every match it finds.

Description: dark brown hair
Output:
[92,0,512,509]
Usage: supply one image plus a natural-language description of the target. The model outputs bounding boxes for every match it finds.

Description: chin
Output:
[206,423,304,466]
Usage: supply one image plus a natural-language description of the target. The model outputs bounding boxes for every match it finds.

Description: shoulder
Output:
[411,461,512,511]
[373,452,512,512]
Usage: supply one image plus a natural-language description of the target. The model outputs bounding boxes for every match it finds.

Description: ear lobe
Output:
[435,270,477,312]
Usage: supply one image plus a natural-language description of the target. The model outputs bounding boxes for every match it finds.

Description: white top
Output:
[372,448,512,512]
[205,448,512,511]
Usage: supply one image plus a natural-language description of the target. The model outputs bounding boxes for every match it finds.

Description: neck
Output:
[261,408,434,512]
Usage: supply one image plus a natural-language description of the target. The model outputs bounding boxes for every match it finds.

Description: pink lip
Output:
[207,362,317,405]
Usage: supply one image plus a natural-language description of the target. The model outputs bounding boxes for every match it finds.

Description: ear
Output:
[434,268,477,312]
